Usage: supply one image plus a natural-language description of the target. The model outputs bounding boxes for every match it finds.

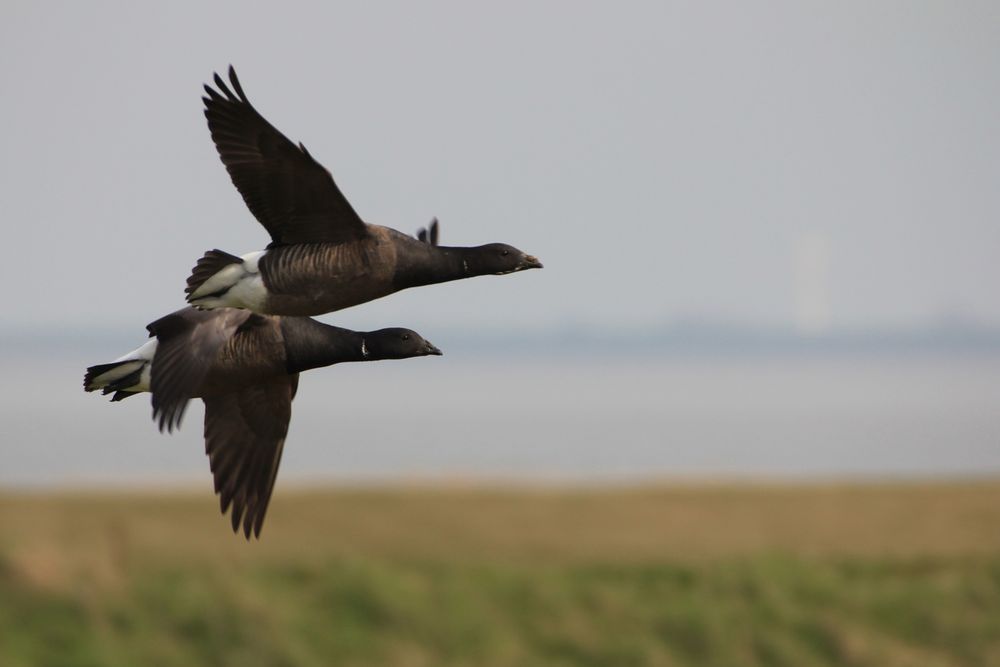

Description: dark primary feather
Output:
[203,66,367,246]
[416,218,440,246]
[147,308,257,432]
[203,375,298,538]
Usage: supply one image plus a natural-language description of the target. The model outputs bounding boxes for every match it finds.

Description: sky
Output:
[2,1,999,338]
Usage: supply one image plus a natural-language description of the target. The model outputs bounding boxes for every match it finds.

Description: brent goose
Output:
[185,66,542,316]
[83,307,441,538]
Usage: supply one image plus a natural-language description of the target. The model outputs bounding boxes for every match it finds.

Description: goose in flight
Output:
[186,66,542,316]
[84,306,441,538]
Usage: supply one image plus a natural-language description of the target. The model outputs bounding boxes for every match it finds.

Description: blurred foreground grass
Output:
[2,481,999,666]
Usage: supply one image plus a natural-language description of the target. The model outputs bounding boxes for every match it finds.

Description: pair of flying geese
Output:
[84,67,542,538]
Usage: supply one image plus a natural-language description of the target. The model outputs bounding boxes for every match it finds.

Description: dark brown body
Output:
[258,226,403,316]
[196,316,289,395]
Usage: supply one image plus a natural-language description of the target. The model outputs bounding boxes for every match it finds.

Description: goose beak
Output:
[521,254,543,270]
[424,342,443,356]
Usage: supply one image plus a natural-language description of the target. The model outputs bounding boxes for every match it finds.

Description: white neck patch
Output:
[361,338,369,358]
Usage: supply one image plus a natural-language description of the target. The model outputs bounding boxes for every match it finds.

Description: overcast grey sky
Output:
[3,1,998,337]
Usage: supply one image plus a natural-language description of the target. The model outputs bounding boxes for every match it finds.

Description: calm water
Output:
[3,346,999,487]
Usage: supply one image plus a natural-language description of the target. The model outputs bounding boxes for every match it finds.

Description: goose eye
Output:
[501,250,510,257]
[402,334,410,341]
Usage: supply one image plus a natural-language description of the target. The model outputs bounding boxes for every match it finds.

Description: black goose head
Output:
[465,243,543,276]
[362,328,442,360]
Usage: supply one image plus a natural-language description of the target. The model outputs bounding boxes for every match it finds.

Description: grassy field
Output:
[2,481,999,666]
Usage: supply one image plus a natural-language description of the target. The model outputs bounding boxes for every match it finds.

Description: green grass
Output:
[2,482,1000,666]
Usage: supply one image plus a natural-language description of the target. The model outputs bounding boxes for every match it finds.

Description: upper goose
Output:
[186,66,542,316]
[83,307,441,538]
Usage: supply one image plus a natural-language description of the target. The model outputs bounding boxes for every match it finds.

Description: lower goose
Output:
[84,307,441,538]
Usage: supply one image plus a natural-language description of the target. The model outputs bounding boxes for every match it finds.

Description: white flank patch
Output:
[240,250,267,271]
[123,338,156,392]
[188,264,246,300]
[112,339,157,364]
[227,274,268,311]
[136,359,152,393]
[188,249,269,310]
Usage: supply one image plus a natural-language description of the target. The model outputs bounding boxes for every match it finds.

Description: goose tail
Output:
[185,249,268,310]
[83,340,157,400]
[185,249,244,302]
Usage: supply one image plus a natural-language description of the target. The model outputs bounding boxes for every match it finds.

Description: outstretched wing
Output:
[203,374,299,539]
[147,307,258,432]
[203,66,368,246]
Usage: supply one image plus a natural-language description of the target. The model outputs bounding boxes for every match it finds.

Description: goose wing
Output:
[203,374,299,538]
[147,307,260,432]
[416,217,439,246]
[203,66,367,246]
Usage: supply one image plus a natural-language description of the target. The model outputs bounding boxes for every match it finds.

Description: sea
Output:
[2,334,999,488]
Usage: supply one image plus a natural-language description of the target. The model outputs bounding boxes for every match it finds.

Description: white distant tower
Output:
[794,232,831,334]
